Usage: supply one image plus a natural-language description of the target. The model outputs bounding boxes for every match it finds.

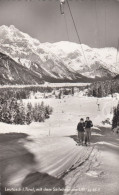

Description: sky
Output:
[0,0,119,48]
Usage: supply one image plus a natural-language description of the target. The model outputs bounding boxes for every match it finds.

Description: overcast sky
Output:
[0,0,119,48]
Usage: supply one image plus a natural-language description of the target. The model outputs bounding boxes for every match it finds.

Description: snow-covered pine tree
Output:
[26,102,33,124]
[33,103,39,122]
[38,101,45,122]
[112,104,119,129]
[13,99,25,125]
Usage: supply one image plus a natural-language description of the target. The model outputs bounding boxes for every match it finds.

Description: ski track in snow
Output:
[0,95,118,189]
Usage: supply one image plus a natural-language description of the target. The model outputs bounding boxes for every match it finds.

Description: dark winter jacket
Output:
[77,122,85,132]
[85,120,93,129]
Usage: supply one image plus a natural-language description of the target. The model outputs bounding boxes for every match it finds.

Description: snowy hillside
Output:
[0,25,118,82]
[45,42,118,78]
[0,52,43,85]
[0,25,92,82]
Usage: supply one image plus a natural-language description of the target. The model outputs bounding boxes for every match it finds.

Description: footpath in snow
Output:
[0,95,119,195]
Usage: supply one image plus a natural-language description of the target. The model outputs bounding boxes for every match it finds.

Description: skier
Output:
[77,118,85,145]
[85,117,93,146]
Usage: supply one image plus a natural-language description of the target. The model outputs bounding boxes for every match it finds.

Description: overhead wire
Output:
[65,0,88,65]
[60,0,110,66]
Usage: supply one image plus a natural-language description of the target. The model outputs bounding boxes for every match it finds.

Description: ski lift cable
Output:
[65,0,88,65]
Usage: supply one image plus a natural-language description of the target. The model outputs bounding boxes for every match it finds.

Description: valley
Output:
[0,25,118,85]
[0,24,119,195]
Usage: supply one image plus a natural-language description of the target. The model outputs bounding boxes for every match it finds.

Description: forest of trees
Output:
[0,86,53,100]
[0,85,82,100]
[0,97,53,125]
[87,79,119,97]
[0,88,53,125]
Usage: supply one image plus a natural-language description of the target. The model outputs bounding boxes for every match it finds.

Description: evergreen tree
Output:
[0,91,53,125]
[112,104,119,129]
[26,102,33,124]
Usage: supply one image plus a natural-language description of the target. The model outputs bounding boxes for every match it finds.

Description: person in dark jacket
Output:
[77,118,85,145]
[85,117,93,146]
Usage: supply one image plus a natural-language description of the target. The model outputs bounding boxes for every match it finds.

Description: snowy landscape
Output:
[0,25,118,85]
[0,21,119,195]
[1,0,119,193]
[1,85,119,195]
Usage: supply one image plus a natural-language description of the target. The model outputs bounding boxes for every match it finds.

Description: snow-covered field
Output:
[0,94,117,135]
[0,94,118,189]
[0,82,90,89]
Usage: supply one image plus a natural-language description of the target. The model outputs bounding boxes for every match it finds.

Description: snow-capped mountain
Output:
[44,42,118,78]
[0,52,43,85]
[0,25,118,83]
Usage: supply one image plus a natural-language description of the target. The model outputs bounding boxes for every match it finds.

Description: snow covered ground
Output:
[0,94,118,135]
[0,82,90,89]
[0,94,118,190]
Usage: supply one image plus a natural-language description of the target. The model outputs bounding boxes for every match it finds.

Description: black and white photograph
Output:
[0,0,119,194]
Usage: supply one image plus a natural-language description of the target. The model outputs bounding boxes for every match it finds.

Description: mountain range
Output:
[0,52,43,85]
[0,25,118,84]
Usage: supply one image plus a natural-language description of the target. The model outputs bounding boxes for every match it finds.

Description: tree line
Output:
[87,79,119,97]
[0,89,53,125]
[0,86,53,100]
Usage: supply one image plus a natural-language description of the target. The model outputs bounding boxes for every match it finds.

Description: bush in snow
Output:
[32,102,53,122]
